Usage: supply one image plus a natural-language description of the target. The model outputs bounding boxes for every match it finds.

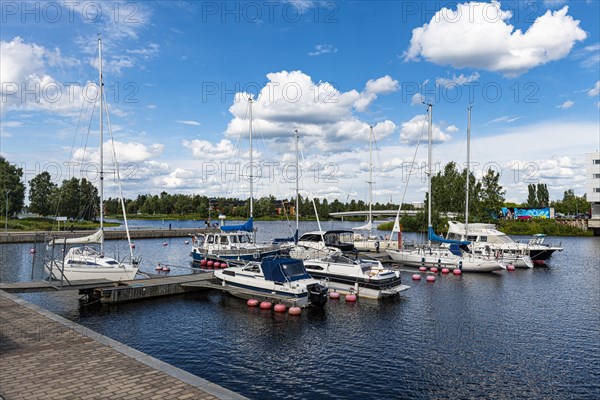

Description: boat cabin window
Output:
[281,262,308,278]
[243,264,261,273]
[207,235,214,244]
[220,236,228,244]
[238,235,251,243]
[305,264,324,271]
[105,260,119,265]
[448,233,461,241]
[467,235,478,242]
[479,236,487,243]
[229,235,238,243]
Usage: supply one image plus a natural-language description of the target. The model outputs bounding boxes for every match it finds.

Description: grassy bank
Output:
[377,218,592,236]
[107,213,323,222]
[4,217,119,231]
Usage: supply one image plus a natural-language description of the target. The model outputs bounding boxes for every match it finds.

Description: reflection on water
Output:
[3,221,600,399]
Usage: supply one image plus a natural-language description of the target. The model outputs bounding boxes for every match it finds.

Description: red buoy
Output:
[329,291,341,299]
[162,266,170,272]
[426,275,436,282]
[155,264,162,271]
[213,262,221,269]
[419,266,427,272]
[130,243,136,249]
[200,259,207,267]
[247,299,259,307]
[260,301,272,310]
[29,248,36,254]
[345,294,357,302]
[274,304,287,313]
[507,264,516,271]
[430,267,438,273]
[288,306,302,316]
[453,269,462,275]
[441,268,450,274]
[207,261,214,268]
[412,274,421,281]
[221,263,228,268]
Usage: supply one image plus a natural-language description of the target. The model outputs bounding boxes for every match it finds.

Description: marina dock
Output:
[0,228,215,244]
[0,290,246,400]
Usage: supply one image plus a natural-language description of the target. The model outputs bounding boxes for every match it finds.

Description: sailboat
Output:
[386,104,505,272]
[353,126,399,252]
[45,37,139,282]
[190,97,282,262]
[444,107,533,268]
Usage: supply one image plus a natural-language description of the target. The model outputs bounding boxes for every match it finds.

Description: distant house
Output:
[586,151,600,235]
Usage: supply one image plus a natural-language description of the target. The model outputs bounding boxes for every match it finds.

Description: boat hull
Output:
[307,271,409,299]
[386,249,505,272]
[191,247,282,262]
[45,261,138,282]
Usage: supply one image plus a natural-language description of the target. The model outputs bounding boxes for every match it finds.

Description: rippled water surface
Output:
[2,220,599,399]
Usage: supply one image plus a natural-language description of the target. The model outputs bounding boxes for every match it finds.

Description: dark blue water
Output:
[2,221,599,399]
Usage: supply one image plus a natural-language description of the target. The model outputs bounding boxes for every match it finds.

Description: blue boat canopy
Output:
[428,226,470,246]
[220,217,253,233]
[261,257,312,283]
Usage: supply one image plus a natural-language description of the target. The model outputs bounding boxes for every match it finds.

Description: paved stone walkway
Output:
[0,291,246,400]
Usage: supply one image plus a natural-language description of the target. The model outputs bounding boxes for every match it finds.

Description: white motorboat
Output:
[45,38,138,283]
[289,230,356,260]
[213,257,329,308]
[303,252,409,299]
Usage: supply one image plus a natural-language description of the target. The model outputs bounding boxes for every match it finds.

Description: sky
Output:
[1,0,599,207]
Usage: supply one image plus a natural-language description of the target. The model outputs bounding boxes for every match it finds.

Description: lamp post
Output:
[5,189,10,232]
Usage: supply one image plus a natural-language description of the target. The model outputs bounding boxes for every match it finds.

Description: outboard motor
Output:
[308,283,329,306]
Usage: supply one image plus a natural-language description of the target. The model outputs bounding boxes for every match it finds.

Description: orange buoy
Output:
[274,304,287,313]
[412,274,421,280]
[260,301,272,310]
[247,299,259,307]
[345,294,357,302]
[507,264,516,271]
[162,266,170,272]
[419,266,427,272]
[426,275,436,282]
[430,267,438,273]
[329,291,340,299]
[453,269,462,275]
[207,261,214,268]
[289,306,302,315]
[441,268,450,274]
[200,259,207,267]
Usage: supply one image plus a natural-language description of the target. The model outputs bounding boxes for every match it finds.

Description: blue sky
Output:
[1,0,599,206]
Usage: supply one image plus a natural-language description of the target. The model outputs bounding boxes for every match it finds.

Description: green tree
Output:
[0,156,26,218]
[28,171,56,216]
[79,178,99,221]
[56,178,80,219]
[526,183,538,207]
[537,183,549,207]
[480,169,505,220]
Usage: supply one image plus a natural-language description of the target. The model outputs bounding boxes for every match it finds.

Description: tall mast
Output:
[427,103,433,245]
[368,125,373,234]
[98,36,104,253]
[465,105,472,238]
[295,129,299,243]
[248,97,253,218]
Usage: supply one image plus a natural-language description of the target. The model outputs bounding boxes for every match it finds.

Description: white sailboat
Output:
[190,97,282,262]
[386,104,505,273]
[45,37,138,282]
[353,126,399,252]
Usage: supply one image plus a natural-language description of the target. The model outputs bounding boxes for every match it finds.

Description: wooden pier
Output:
[0,228,216,244]
[0,290,246,400]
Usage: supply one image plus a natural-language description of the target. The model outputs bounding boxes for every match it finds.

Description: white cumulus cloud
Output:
[588,81,600,97]
[399,114,454,144]
[557,100,574,109]
[405,2,587,77]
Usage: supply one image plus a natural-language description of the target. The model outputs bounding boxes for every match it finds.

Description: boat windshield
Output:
[281,262,309,279]
[238,235,251,243]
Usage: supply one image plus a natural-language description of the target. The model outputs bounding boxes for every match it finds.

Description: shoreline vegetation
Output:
[4,215,592,237]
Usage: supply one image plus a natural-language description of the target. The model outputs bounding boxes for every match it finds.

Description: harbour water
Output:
[1,220,599,399]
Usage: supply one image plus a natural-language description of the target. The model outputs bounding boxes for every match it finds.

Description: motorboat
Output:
[190,222,282,262]
[303,252,409,299]
[213,256,329,308]
[446,221,562,264]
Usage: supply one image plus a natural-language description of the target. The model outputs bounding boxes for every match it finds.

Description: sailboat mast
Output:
[427,103,433,245]
[98,37,104,253]
[368,126,373,234]
[465,106,472,238]
[295,129,299,243]
[248,97,254,218]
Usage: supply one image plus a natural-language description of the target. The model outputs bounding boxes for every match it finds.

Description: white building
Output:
[586,151,600,234]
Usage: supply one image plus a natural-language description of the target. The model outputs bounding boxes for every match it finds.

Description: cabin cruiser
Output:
[213,257,329,308]
[288,230,356,260]
[446,221,563,263]
[303,252,409,299]
[190,219,282,262]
